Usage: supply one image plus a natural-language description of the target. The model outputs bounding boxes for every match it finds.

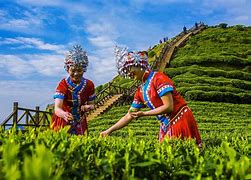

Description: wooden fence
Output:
[1,102,52,130]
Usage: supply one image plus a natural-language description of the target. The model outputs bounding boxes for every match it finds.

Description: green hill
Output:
[165,26,251,103]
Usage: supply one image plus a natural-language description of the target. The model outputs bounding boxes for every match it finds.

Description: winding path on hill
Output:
[158,26,205,72]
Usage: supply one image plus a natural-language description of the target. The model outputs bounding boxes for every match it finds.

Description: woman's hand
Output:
[100,129,110,137]
[100,113,133,138]
[130,111,145,118]
[81,104,94,112]
[62,112,73,122]
[55,98,73,122]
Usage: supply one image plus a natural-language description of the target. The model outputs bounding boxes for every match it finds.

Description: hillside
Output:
[165,26,251,103]
[89,101,251,139]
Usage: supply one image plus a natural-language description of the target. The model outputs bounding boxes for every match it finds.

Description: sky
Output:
[0,0,250,122]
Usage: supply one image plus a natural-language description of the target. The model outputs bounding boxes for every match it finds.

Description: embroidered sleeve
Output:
[53,79,67,99]
[155,73,174,97]
[131,88,145,109]
[88,81,96,101]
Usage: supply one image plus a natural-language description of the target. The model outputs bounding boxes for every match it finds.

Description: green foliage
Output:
[111,76,134,88]
[165,65,251,81]
[234,24,245,31]
[23,143,61,180]
[184,90,251,104]
[95,84,103,93]
[0,126,250,179]
[169,26,251,103]
[148,50,156,58]
[218,23,228,29]
[2,141,20,180]
[148,43,166,64]
[171,55,251,68]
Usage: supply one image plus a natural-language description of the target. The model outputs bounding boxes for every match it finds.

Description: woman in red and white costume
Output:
[100,46,202,146]
[51,45,96,135]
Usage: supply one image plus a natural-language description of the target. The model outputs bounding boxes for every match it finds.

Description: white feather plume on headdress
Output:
[115,46,150,78]
[115,46,129,76]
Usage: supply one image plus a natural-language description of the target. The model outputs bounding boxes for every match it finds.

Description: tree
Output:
[218,23,228,29]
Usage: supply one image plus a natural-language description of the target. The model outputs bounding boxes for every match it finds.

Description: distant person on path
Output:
[183,26,187,34]
[100,46,202,146]
[51,45,96,135]
[195,22,198,29]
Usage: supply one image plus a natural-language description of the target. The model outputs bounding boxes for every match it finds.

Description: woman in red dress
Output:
[100,47,202,146]
[51,45,96,135]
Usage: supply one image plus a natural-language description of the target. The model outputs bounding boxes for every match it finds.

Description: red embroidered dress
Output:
[51,77,96,135]
[131,71,201,144]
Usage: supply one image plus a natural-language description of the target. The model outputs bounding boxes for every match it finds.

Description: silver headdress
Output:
[115,46,150,78]
[64,45,88,72]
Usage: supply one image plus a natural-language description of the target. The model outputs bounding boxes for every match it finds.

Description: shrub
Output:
[218,23,228,29]
[240,37,251,44]
[184,90,251,104]
[148,51,156,58]
[243,66,251,73]
[95,85,103,93]
[234,25,245,31]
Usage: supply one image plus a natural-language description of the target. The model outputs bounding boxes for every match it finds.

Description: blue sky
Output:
[0,0,250,122]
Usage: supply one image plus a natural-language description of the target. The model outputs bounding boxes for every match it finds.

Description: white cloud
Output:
[85,54,117,86]
[89,36,115,48]
[81,18,120,85]
[26,54,65,76]
[130,0,194,5]
[85,46,117,86]
[1,19,29,29]
[0,55,34,77]
[0,35,116,84]
[0,54,65,77]
[16,0,64,7]
[0,37,68,78]
[0,9,7,17]
[86,22,118,37]
[16,0,90,14]
[235,16,249,22]
[0,37,67,54]
[0,7,46,34]
[200,0,251,25]
[0,37,24,45]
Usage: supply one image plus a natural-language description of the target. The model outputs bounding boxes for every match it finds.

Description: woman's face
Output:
[68,66,84,84]
[129,66,144,80]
